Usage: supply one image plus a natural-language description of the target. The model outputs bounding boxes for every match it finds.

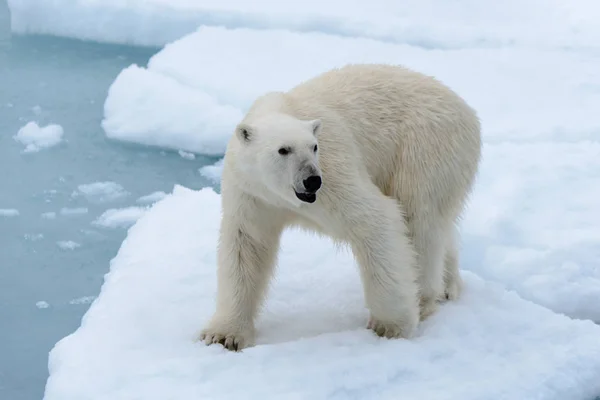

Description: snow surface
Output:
[92,207,148,229]
[7,0,600,50]
[43,186,600,400]
[13,121,64,153]
[0,208,20,217]
[72,182,129,203]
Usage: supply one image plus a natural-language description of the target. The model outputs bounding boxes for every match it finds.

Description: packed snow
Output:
[0,208,20,217]
[461,142,600,322]
[7,0,600,50]
[72,182,129,203]
[136,191,167,205]
[43,187,600,400]
[92,206,148,229]
[13,121,64,153]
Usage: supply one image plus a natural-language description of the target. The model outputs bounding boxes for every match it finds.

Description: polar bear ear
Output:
[236,123,254,143]
[309,119,322,137]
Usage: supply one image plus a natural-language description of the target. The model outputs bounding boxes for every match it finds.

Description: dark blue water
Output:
[0,7,216,399]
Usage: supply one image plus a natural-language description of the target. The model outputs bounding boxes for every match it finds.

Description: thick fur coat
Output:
[199,64,482,351]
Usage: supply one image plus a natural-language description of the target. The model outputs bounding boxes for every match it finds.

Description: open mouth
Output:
[295,191,317,203]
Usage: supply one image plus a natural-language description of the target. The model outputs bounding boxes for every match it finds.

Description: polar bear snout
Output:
[303,175,322,193]
[294,174,321,203]
[294,169,321,203]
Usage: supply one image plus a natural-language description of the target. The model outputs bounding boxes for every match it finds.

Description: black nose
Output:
[303,175,322,193]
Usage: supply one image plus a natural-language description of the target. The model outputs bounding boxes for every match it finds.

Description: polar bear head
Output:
[233,113,322,207]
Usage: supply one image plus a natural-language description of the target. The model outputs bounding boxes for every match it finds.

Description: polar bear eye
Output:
[313,145,318,152]
[278,147,290,155]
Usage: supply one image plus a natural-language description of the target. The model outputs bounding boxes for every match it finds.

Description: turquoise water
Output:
[0,15,217,400]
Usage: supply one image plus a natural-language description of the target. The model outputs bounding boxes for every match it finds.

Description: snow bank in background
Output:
[93,207,148,229]
[73,182,129,203]
[198,159,224,185]
[102,65,240,155]
[43,187,600,400]
[0,209,20,217]
[136,191,167,205]
[103,27,600,155]
[8,0,600,50]
[14,121,64,153]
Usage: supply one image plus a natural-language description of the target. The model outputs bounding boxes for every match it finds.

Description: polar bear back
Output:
[283,64,482,220]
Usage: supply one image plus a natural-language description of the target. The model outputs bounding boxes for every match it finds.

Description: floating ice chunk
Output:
[0,209,20,217]
[178,150,195,160]
[136,191,167,205]
[44,186,600,400]
[41,212,57,219]
[24,233,43,241]
[69,296,96,305]
[93,206,148,229]
[36,301,49,309]
[73,182,129,203]
[199,159,223,185]
[14,121,64,153]
[57,241,81,250]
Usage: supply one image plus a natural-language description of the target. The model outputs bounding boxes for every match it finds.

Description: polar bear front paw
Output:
[419,296,439,321]
[444,273,463,301]
[367,313,417,340]
[197,318,255,352]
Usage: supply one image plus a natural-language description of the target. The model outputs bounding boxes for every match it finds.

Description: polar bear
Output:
[199,64,482,351]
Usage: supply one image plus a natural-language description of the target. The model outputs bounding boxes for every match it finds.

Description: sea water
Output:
[0,8,218,399]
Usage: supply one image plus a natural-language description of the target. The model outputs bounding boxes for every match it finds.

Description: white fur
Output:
[199,64,482,351]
